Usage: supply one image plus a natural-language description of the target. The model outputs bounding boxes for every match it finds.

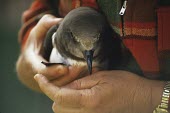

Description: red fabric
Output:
[19,0,50,50]
[72,0,98,9]
[157,7,170,52]
[22,1,48,23]
[81,0,98,8]
[125,22,156,29]
[123,39,160,78]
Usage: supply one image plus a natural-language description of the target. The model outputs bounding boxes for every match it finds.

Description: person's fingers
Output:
[39,64,69,80]
[26,15,62,54]
[51,65,86,86]
[31,14,62,41]
[24,47,68,79]
[64,71,106,89]
[24,14,65,78]
[34,74,83,107]
[52,102,82,113]
[34,74,60,100]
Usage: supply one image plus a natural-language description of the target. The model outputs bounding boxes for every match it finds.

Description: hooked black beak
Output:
[84,50,94,75]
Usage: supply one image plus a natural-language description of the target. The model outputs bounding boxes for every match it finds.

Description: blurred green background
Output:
[0,1,53,113]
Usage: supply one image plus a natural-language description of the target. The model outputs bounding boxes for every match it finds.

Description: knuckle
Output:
[54,65,67,75]
[37,14,56,31]
[41,14,54,21]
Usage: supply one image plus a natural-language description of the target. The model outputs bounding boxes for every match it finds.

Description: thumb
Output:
[34,74,60,100]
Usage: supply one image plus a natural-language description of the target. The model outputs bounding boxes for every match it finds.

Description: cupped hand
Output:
[17,14,86,91]
[34,70,165,113]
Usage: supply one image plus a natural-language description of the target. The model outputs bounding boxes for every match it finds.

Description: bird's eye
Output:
[70,32,74,38]
[70,32,80,42]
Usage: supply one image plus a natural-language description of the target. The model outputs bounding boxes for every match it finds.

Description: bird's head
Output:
[54,7,109,74]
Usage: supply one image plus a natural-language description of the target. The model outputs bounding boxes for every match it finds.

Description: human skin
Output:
[16,14,86,91]
[17,14,167,113]
[34,70,165,113]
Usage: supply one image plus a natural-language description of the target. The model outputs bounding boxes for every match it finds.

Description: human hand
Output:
[16,14,86,91]
[34,70,165,113]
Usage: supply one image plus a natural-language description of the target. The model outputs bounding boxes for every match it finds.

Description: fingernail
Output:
[34,74,41,80]
[53,17,62,21]
[54,18,62,21]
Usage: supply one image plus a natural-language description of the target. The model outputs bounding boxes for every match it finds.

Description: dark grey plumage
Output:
[42,7,143,76]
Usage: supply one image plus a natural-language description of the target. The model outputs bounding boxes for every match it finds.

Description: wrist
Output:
[131,78,165,113]
[152,81,170,113]
[151,80,166,112]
